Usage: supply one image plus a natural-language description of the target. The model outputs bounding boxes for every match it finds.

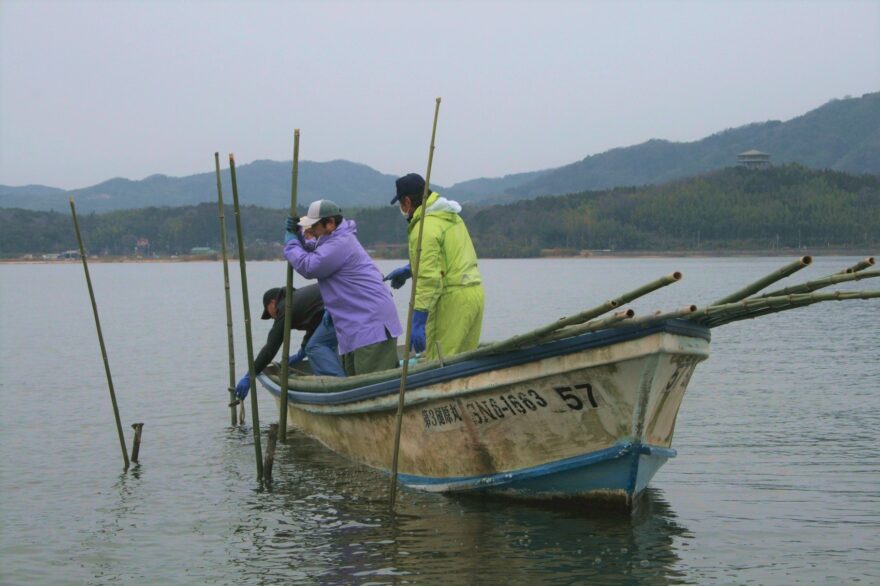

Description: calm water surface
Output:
[1,257,878,584]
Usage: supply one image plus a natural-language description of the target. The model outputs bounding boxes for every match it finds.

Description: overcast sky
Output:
[1,0,878,189]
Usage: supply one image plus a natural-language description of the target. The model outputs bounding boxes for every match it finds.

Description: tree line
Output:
[1,165,877,258]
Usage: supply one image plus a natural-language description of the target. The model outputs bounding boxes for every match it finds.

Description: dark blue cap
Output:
[391,173,426,205]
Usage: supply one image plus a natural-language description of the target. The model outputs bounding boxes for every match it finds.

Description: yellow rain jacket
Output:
[408,192,484,361]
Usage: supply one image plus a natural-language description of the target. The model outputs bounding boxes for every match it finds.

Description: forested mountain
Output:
[503,92,880,200]
[2,92,877,213]
[0,159,402,213]
[3,165,877,258]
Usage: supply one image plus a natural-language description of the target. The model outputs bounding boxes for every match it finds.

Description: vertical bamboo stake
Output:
[264,423,278,483]
[229,154,264,480]
[278,130,300,443]
[130,423,144,463]
[214,152,238,426]
[389,97,441,510]
[69,198,130,471]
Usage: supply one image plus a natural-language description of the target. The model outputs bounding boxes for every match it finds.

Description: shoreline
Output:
[1,248,875,264]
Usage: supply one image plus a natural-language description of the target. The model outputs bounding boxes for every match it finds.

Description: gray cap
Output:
[299,199,343,227]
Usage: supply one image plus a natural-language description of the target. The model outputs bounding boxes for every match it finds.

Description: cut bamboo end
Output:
[619,309,635,318]
[801,256,813,266]
[671,271,683,281]
[845,257,875,273]
[684,304,697,313]
[69,197,75,204]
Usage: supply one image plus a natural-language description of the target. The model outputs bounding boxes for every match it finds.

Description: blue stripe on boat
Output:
[260,319,709,406]
[396,442,677,496]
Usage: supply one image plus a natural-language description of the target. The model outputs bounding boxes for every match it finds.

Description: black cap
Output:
[391,173,426,205]
[261,287,283,319]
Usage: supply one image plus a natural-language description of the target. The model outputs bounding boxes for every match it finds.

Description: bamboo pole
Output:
[214,152,239,426]
[709,290,880,327]
[541,309,635,343]
[69,198,130,471]
[264,423,278,483]
[758,269,879,299]
[468,272,682,356]
[130,423,144,463]
[611,305,698,329]
[271,272,686,394]
[691,290,880,328]
[390,97,441,511]
[278,130,300,443]
[229,153,264,480]
[710,256,812,306]
[838,256,875,274]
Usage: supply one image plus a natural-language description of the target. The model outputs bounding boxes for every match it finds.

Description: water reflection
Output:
[228,429,690,584]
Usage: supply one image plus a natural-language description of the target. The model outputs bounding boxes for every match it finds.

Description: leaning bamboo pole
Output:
[541,309,635,344]
[757,269,879,299]
[271,272,685,394]
[214,153,239,426]
[837,256,875,274]
[710,256,812,306]
[691,290,880,328]
[229,153,263,480]
[469,272,682,356]
[390,97,442,511]
[278,129,301,444]
[69,198,130,470]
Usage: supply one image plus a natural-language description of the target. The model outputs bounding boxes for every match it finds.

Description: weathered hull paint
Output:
[257,321,709,505]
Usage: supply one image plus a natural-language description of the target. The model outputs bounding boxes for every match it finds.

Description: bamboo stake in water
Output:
[130,423,144,463]
[710,256,812,306]
[390,97,441,511]
[229,154,264,480]
[214,152,238,426]
[278,130,301,443]
[69,198,130,471]
[264,423,278,483]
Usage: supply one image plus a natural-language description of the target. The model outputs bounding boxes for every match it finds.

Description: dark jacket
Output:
[253,284,324,374]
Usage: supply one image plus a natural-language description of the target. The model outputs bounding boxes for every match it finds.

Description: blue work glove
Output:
[287,347,306,365]
[235,373,250,400]
[411,310,428,353]
[383,264,412,289]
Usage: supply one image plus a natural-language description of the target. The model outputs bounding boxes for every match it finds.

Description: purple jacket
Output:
[284,219,402,355]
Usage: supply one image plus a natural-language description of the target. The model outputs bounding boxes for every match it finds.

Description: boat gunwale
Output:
[259,319,710,407]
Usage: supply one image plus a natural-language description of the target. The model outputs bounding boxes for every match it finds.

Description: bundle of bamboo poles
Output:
[686,256,879,329]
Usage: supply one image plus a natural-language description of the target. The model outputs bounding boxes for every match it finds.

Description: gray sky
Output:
[1,0,878,189]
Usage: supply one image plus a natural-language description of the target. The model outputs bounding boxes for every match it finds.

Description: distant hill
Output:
[0,159,403,213]
[502,91,880,200]
[3,165,877,258]
[2,91,878,212]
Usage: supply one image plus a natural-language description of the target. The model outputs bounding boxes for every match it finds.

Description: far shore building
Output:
[737,149,771,169]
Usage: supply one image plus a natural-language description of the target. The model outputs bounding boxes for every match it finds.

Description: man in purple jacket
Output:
[284,199,403,376]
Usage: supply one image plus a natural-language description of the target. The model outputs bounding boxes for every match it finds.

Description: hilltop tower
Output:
[737,149,771,169]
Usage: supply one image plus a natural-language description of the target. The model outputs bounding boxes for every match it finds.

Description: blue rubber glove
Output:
[411,310,428,353]
[235,373,250,400]
[287,347,306,365]
[383,264,412,289]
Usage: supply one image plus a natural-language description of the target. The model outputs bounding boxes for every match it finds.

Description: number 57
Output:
[554,383,599,410]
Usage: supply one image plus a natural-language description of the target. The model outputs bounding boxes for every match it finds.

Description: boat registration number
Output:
[420,383,599,430]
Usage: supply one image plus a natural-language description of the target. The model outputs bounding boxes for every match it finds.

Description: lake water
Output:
[1,257,878,584]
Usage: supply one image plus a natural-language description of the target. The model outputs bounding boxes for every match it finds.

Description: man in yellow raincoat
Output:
[384,173,484,361]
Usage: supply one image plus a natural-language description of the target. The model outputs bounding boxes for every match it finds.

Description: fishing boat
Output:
[256,257,878,506]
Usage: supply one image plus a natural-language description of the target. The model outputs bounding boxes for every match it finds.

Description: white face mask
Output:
[400,206,409,218]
